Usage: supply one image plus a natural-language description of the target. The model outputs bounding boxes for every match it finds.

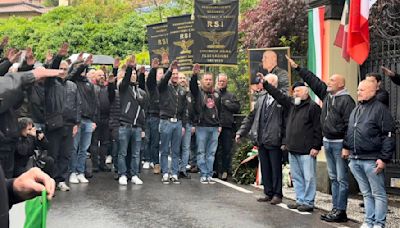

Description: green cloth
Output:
[24,190,49,228]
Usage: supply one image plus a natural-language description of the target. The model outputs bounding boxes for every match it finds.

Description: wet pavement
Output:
[27,169,359,228]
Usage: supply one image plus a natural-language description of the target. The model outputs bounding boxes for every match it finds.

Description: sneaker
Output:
[170,175,181,184]
[200,177,208,184]
[150,162,155,169]
[297,205,314,212]
[287,203,301,209]
[221,172,228,181]
[360,223,371,228]
[113,172,119,180]
[119,175,128,185]
[77,173,89,183]
[153,164,161,174]
[69,173,79,184]
[190,165,199,173]
[372,225,383,228]
[57,182,70,191]
[185,164,191,171]
[162,174,170,184]
[105,155,112,164]
[131,175,143,185]
[143,162,150,169]
[324,209,348,223]
[270,196,282,205]
[179,171,191,179]
[207,177,216,184]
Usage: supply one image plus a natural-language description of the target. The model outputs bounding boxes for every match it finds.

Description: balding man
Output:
[263,79,322,212]
[287,56,355,222]
[236,74,286,205]
[343,80,395,228]
[258,51,289,93]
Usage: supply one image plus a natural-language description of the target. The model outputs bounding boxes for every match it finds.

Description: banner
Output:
[193,0,238,65]
[167,15,194,73]
[146,22,169,61]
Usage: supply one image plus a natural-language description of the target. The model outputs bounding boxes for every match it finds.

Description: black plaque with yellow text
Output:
[193,0,238,65]
[167,15,194,73]
[147,22,169,61]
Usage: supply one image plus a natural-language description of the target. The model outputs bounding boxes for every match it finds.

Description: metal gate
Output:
[360,0,400,194]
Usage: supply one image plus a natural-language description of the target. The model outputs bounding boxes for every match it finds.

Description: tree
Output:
[239,0,308,55]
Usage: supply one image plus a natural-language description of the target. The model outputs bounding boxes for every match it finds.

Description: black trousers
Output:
[258,145,283,198]
[47,125,73,183]
[214,127,234,174]
[90,121,110,169]
[0,145,15,178]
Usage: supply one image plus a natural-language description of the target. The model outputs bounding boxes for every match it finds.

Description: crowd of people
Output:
[0,34,399,228]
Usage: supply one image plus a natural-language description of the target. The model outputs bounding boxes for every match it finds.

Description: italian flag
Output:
[335,0,377,64]
[308,6,325,103]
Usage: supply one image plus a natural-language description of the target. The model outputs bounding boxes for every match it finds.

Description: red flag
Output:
[334,0,350,61]
[347,0,377,65]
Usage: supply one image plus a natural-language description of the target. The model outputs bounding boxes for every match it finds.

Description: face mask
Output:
[294,97,301,105]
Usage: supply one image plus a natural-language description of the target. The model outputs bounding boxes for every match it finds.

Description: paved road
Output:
[29,169,359,228]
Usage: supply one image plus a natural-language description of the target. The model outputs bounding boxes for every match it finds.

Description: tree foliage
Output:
[239,0,308,55]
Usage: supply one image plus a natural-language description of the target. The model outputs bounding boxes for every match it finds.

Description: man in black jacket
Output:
[117,56,147,186]
[236,74,285,205]
[286,56,355,222]
[343,80,395,228]
[365,73,389,106]
[190,64,221,184]
[257,50,289,94]
[158,59,186,184]
[214,73,240,181]
[381,66,400,86]
[68,54,97,185]
[263,79,322,212]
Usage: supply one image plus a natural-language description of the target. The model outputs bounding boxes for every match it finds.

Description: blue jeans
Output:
[146,117,160,164]
[159,119,182,176]
[324,141,349,210]
[349,159,387,227]
[118,126,142,176]
[289,153,317,207]
[196,127,219,178]
[180,123,192,173]
[70,119,93,174]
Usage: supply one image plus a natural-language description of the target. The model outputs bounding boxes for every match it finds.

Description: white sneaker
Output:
[69,173,79,184]
[372,225,382,228]
[185,164,191,170]
[131,175,143,185]
[119,175,128,185]
[77,173,89,183]
[143,162,150,169]
[200,177,208,184]
[360,223,372,228]
[105,155,112,164]
[57,182,70,191]
[162,174,170,184]
[150,162,155,168]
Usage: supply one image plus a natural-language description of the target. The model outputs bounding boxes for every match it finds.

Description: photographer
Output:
[14,118,50,177]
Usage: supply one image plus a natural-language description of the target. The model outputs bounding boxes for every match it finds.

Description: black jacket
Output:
[69,64,97,121]
[158,70,186,122]
[108,81,121,129]
[27,82,45,124]
[217,88,240,128]
[297,67,356,140]
[237,91,286,148]
[14,135,48,176]
[119,66,147,129]
[391,73,400,86]
[376,88,389,106]
[258,66,290,94]
[145,68,161,116]
[190,74,221,127]
[343,97,395,163]
[0,165,23,228]
[0,72,35,114]
[264,82,322,155]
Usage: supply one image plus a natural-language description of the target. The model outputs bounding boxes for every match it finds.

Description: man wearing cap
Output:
[263,78,322,212]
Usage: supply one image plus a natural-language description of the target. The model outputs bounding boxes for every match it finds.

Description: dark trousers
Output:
[90,121,110,169]
[0,146,15,178]
[214,127,234,174]
[258,145,283,198]
[110,127,119,173]
[47,125,73,183]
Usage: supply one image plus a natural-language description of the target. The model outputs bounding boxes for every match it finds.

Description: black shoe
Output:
[99,165,111,172]
[92,167,99,173]
[179,171,191,179]
[324,210,348,223]
[113,172,119,180]
[257,196,272,202]
[321,208,337,221]
[287,203,301,209]
[298,205,314,212]
[270,196,282,205]
[359,202,364,208]
[212,172,218,178]
[189,166,199,173]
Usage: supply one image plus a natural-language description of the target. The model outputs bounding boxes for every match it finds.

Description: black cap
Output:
[292,81,306,90]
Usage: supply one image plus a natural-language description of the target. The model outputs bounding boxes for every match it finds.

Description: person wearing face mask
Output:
[342,80,395,228]
[263,78,322,212]
[286,56,355,222]
[117,55,147,186]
